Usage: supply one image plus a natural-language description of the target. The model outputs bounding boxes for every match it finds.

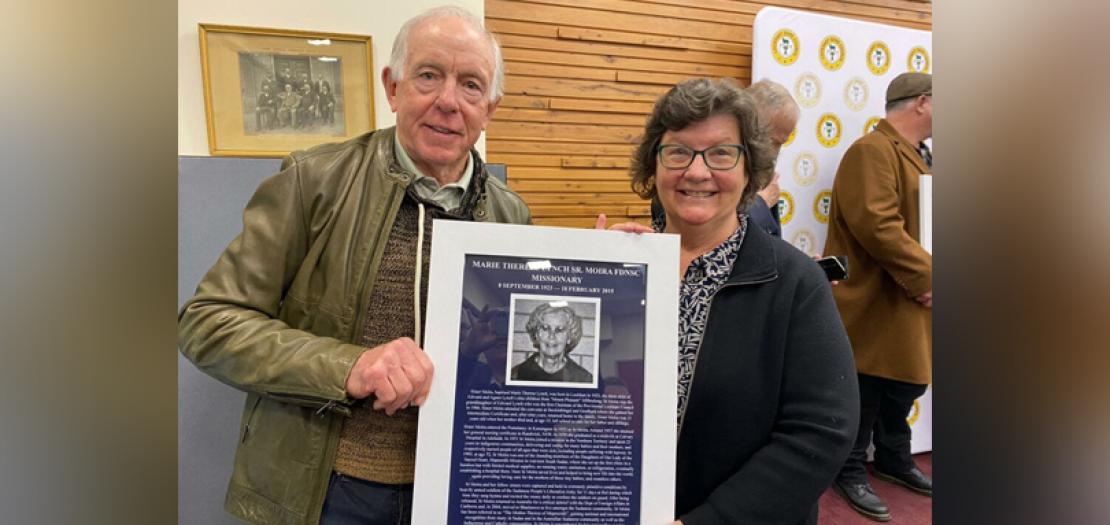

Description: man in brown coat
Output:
[824,72,933,522]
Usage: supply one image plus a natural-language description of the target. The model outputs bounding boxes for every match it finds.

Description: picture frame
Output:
[198,23,375,157]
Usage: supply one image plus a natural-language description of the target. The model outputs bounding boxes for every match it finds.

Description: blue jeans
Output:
[319,472,413,525]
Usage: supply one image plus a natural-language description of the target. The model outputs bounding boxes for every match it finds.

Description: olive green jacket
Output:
[178,127,531,525]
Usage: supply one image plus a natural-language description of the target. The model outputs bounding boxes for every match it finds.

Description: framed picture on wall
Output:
[198,23,375,157]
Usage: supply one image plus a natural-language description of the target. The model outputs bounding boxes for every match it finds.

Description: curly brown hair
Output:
[630,78,776,207]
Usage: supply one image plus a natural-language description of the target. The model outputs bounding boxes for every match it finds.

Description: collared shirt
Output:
[655,212,749,427]
[918,141,932,169]
[394,134,473,211]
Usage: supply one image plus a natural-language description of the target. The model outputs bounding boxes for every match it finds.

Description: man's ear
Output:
[915,95,930,114]
[382,67,399,112]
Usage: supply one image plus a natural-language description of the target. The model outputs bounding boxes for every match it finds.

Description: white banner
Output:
[753,7,933,452]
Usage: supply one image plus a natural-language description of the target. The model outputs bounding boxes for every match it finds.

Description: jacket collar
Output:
[875,119,929,174]
[725,216,779,284]
[376,126,489,218]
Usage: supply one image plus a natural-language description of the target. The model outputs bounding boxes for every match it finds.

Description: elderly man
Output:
[824,72,933,522]
[178,6,530,525]
[744,79,799,237]
[648,78,798,237]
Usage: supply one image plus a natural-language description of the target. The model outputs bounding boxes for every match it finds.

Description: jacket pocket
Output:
[240,394,263,444]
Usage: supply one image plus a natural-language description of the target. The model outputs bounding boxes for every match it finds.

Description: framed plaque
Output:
[414,221,680,524]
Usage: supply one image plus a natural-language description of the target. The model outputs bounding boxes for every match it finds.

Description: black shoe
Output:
[834,479,892,522]
[873,465,933,496]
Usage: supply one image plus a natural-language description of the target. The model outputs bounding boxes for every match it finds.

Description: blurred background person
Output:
[823,72,934,522]
[744,79,800,237]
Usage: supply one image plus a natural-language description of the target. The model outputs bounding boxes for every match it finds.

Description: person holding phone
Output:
[823,72,934,521]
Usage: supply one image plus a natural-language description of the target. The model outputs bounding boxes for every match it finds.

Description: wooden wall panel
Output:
[486,0,932,227]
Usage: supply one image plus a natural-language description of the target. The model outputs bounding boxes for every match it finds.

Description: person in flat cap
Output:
[823,71,933,522]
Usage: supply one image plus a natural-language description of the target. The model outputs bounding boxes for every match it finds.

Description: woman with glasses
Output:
[510,302,593,383]
[601,78,859,525]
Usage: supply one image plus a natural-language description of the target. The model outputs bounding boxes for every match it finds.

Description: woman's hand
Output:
[594,213,654,234]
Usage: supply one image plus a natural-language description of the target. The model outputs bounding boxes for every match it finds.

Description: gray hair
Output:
[388,5,504,102]
[525,303,584,355]
[747,78,799,129]
[630,77,776,207]
[885,96,920,113]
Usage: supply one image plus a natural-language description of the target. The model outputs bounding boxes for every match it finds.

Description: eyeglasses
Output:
[657,144,746,170]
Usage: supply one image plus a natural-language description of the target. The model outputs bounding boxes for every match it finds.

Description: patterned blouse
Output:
[654,212,749,429]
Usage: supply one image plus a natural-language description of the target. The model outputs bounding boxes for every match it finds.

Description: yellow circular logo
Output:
[816,113,842,148]
[790,229,817,256]
[778,190,795,225]
[792,152,818,187]
[867,41,892,75]
[907,399,921,425]
[794,73,822,108]
[864,116,882,135]
[813,190,833,224]
[782,128,796,148]
[907,46,931,73]
[777,190,794,226]
[772,29,801,66]
[843,77,869,111]
[819,35,846,71]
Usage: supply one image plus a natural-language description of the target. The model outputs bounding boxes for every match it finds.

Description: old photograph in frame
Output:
[198,24,375,157]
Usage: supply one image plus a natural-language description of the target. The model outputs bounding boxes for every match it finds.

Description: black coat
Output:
[676,224,859,525]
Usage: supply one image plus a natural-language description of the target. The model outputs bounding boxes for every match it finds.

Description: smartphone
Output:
[817,255,849,281]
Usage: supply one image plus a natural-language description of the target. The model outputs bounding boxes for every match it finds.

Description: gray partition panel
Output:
[178,156,280,525]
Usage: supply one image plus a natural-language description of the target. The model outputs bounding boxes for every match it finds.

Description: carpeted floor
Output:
[819,453,932,524]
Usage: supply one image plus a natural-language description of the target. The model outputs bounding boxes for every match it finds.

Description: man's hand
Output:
[345,337,434,415]
[913,290,932,308]
[759,171,782,209]
[595,213,654,233]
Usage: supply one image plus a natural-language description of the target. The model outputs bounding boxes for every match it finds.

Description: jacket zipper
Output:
[307,175,408,523]
[676,275,777,441]
[265,392,351,417]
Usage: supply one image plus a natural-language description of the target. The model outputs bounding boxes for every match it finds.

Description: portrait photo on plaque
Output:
[505,294,600,388]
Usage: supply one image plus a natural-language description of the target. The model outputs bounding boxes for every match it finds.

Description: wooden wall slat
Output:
[498,33,746,67]
[561,156,631,168]
[487,0,931,228]
[509,167,632,181]
[486,153,566,167]
[637,0,931,24]
[504,75,669,102]
[487,153,632,168]
[497,94,551,109]
[522,193,644,205]
[548,98,654,115]
[508,180,639,193]
[616,70,744,86]
[488,121,643,143]
[520,0,756,26]
[487,0,753,43]
[504,47,747,77]
[505,60,616,82]
[557,27,752,55]
[530,204,639,218]
[488,140,635,156]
